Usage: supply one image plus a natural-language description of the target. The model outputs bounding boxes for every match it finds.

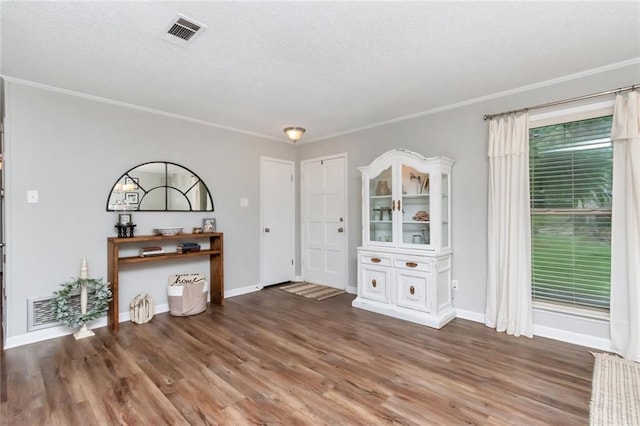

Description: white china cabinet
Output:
[352,149,455,328]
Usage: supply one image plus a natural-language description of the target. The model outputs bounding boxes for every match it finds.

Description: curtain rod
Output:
[483,83,639,121]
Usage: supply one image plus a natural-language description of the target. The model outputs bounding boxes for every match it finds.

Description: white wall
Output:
[297,62,640,347]
[4,62,638,348]
[3,82,295,338]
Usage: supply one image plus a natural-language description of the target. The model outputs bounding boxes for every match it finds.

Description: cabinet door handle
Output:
[398,200,401,211]
[371,257,381,263]
[409,285,415,295]
[392,200,396,211]
[371,279,377,288]
[406,262,418,268]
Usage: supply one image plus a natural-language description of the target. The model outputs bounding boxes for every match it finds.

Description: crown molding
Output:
[0,75,284,143]
[304,57,640,143]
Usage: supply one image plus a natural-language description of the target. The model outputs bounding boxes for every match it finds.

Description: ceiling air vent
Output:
[161,14,207,48]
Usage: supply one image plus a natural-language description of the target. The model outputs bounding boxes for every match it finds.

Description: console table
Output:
[107,232,224,332]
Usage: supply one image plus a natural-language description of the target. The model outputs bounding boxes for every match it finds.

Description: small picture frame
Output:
[118,213,132,225]
[124,176,139,189]
[125,192,139,204]
[202,218,216,232]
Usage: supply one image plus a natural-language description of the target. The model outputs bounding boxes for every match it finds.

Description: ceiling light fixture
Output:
[284,127,306,143]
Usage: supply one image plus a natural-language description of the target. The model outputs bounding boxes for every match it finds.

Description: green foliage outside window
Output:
[529,115,612,311]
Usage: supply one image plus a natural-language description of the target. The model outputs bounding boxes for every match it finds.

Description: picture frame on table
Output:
[125,192,139,204]
[202,218,216,232]
[118,213,132,225]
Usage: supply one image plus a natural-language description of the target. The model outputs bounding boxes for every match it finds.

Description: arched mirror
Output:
[106,162,214,211]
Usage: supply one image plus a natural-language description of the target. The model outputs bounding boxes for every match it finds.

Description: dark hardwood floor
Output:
[1,286,594,425]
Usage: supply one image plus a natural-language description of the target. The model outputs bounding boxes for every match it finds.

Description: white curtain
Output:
[486,112,533,337]
[610,90,640,362]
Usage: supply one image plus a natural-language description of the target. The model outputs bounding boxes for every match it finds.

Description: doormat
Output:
[280,282,346,301]
[589,352,640,426]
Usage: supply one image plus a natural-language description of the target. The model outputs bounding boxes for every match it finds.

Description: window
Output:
[529,114,613,313]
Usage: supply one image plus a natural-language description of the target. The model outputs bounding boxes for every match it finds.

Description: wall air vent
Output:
[28,292,103,331]
[161,14,207,48]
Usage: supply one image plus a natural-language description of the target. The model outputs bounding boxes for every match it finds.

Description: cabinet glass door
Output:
[400,164,430,246]
[369,166,393,244]
[442,173,449,249]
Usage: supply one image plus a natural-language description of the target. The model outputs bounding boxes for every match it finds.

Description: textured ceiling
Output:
[1,1,639,143]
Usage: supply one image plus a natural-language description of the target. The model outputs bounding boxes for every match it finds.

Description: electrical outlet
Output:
[452,279,459,291]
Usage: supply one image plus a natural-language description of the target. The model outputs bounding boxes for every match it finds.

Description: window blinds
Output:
[529,115,613,311]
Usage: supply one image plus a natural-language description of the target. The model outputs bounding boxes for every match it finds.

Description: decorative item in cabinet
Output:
[353,149,454,329]
[375,180,391,196]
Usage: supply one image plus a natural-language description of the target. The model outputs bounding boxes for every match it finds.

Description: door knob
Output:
[265,228,270,233]
[338,227,344,233]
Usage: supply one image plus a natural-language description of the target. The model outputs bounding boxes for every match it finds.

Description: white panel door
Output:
[301,155,347,289]
[261,157,295,286]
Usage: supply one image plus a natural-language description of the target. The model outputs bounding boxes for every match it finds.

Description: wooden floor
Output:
[1,286,594,425]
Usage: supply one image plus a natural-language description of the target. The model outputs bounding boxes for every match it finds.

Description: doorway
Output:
[301,154,347,289]
[260,157,295,286]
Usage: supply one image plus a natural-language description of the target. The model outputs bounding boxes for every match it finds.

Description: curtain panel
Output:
[610,90,640,362]
[486,113,533,337]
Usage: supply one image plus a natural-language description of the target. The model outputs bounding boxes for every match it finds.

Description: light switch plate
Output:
[240,198,249,207]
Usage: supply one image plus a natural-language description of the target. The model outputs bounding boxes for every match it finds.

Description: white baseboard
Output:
[533,324,612,351]
[9,291,610,352]
[5,303,172,349]
[5,321,107,349]
[6,287,261,349]
[346,285,357,295]
[455,308,612,351]
[224,284,261,298]
[292,276,304,283]
[455,309,486,323]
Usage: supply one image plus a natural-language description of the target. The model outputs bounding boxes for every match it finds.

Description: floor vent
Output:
[161,15,207,47]
[28,292,100,331]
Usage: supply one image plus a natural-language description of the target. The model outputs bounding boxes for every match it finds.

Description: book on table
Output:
[177,242,201,254]
[139,246,165,257]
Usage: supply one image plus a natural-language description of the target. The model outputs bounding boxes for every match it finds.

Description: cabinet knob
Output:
[338,227,344,233]
[371,257,381,263]
[406,262,418,268]
[409,286,415,295]
[371,279,377,288]
[264,228,270,233]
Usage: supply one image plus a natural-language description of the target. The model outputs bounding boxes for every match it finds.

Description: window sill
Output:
[533,301,609,321]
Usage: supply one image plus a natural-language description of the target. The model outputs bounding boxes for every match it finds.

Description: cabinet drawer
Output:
[395,270,430,312]
[360,265,390,303]
[394,257,430,272]
[360,253,392,267]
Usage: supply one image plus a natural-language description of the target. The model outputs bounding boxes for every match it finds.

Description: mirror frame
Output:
[106,161,214,212]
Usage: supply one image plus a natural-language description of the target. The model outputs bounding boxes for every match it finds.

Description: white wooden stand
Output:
[74,257,95,340]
